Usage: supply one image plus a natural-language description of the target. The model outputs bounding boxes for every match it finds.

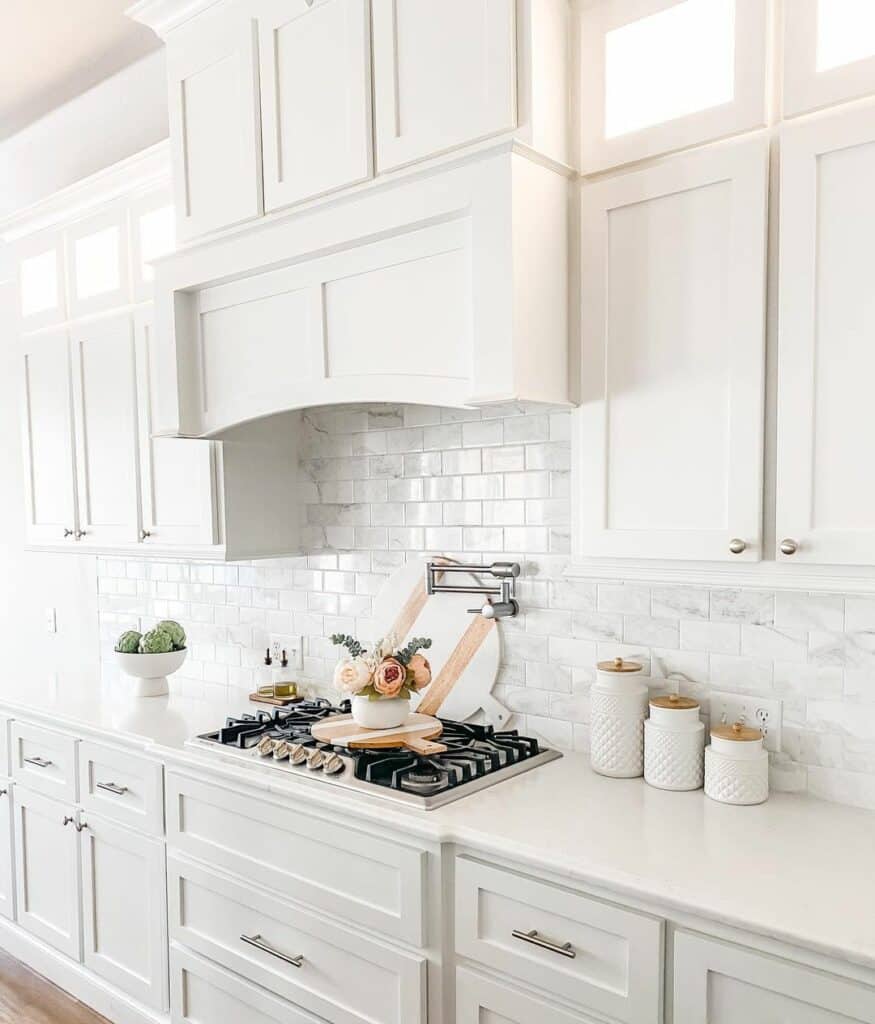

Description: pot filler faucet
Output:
[425,560,521,618]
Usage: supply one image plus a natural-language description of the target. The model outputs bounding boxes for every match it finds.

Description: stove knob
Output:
[323,753,345,776]
[272,740,291,761]
[307,749,326,770]
[289,744,308,765]
[256,736,276,757]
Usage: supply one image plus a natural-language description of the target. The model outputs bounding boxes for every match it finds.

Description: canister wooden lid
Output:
[650,693,699,710]
[596,657,643,673]
[711,721,762,742]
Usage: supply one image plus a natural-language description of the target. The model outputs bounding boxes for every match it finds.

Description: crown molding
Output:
[125,0,224,38]
[0,140,170,244]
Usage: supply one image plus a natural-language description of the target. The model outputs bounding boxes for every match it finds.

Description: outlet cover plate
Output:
[709,690,782,752]
[269,634,303,671]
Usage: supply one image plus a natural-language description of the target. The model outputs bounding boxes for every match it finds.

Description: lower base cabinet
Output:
[456,968,602,1023]
[0,783,14,921]
[673,931,875,1023]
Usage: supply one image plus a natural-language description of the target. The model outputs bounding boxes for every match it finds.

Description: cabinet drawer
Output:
[455,857,662,1024]
[166,772,425,944]
[11,722,77,802]
[171,945,325,1024]
[674,930,875,1023]
[457,967,602,1024]
[78,741,163,835]
[169,855,425,1024]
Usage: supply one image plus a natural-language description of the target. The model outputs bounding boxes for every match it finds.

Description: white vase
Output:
[350,695,410,729]
[115,648,188,697]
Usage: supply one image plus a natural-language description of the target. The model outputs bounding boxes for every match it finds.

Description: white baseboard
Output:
[0,916,168,1024]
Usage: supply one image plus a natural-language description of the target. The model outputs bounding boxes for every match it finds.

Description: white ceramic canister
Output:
[704,721,769,805]
[644,694,705,791]
[590,657,649,778]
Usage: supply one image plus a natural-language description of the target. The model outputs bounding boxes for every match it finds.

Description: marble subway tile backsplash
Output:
[97,403,875,810]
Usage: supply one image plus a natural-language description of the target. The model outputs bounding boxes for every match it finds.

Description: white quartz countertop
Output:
[3,674,874,971]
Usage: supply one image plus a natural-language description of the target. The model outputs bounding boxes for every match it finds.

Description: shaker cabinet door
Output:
[257,0,372,212]
[0,785,14,922]
[371,0,516,170]
[65,204,130,318]
[575,138,768,563]
[777,107,875,566]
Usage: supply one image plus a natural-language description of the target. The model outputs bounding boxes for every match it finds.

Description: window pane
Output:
[138,205,176,282]
[75,225,120,299]
[817,0,875,72]
[605,0,736,139]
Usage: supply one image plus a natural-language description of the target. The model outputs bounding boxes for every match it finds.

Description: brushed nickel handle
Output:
[74,530,86,540]
[24,756,52,768]
[512,928,576,959]
[240,933,303,968]
[728,538,746,555]
[63,528,74,538]
[96,781,128,796]
[75,821,89,832]
[63,815,74,827]
[780,538,798,556]
[0,789,7,797]
[140,529,151,541]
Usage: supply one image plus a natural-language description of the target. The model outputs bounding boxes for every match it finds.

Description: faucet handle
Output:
[467,600,518,619]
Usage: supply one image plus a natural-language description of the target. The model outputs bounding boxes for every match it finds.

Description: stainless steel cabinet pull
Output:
[24,756,52,768]
[779,538,798,556]
[512,928,576,959]
[96,781,128,796]
[240,933,304,968]
[728,538,746,555]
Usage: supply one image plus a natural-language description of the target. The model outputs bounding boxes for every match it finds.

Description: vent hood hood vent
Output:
[151,147,571,440]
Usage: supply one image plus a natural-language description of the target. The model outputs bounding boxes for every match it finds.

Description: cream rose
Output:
[333,656,372,695]
[373,657,406,697]
[407,653,432,691]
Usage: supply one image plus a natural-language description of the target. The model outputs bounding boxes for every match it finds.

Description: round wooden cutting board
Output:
[311,713,446,756]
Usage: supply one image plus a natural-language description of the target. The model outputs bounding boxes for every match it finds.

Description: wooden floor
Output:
[0,950,109,1023]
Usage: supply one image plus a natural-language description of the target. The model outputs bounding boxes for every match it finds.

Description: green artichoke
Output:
[140,627,173,654]
[115,630,142,654]
[157,619,186,650]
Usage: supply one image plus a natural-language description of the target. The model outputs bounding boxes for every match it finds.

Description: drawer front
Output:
[11,722,77,801]
[171,945,324,1024]
[169,855,426,1024]
[78,740,164,835]
[674,931,875,1023]
[457,967,602,1024]
[166,772,425,944]
[455,857,663,1024]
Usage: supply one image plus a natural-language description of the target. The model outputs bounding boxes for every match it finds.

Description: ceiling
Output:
[0,1,161,140]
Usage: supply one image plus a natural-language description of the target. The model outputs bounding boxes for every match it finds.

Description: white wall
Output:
[0,48,168,668]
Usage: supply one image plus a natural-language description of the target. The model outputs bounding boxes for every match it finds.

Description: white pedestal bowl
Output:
[115,648,188,697]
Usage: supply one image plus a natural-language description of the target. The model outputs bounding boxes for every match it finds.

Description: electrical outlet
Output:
[709,690,782,753]
[269,634,303,671]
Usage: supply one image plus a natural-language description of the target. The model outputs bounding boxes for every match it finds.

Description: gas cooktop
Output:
[187,699,561,809]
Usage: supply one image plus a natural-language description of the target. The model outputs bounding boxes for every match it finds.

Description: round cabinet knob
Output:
[74,530,86,540]
[779,538,799,556]
[63,528,74,538]
[140,529,151,541]
[728,538,746,555]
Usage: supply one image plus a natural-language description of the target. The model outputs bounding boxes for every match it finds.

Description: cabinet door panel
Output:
[17,229,66,329]
[66,205,129,317]
[81,814,168,1011]
[674,931,875,1023]
[13,788,80,960]
[372,0,516,170]
[166,0,263,240]
[576,138,768,563]
[130,188,176,302]
[70,314,140,545]
[135,309,215,547]
[0,786,14,922]
[258,0,372,212]
[777,107,875,565]
[20,329,79,544]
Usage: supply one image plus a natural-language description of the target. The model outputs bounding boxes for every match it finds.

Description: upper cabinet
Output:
[17,229,66,330]
[371,0,516,171]
[258,0,373,211]
[579,0,769,172]
[66,204,130,318]
[576,139,769,562]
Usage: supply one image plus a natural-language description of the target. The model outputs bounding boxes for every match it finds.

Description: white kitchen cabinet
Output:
[134,308,216,548]
[13,787,81,961]
[80,813,168,1011]
[776,106,875,567]
[784,0,875,116]
[456,967,602,1024]
[69,313,141,546]
[20,328,80,545]
[257,0,372,212]
[371,0,517,170]
[0,785,14,922]
[165,0,263,240]
[129,187,176,302]
[578,0,769,173]
[673,931,875,1023]
[16,227,66,330]
[65,204,130,318]
[575,138,768,563]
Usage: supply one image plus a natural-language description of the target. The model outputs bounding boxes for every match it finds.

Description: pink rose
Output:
[374,657,405,697]
[408,653,432,691]
[333,657,372,695]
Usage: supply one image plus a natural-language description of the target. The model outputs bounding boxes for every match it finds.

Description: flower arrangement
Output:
[331,633,433,701]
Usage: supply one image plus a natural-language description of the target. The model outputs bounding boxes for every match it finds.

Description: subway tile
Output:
[710,588,775,625]
[651,586,709,620]
[504,471,550,499]
[503,415,549,444]
[424,476,463,501]
[482,446,525,473]
[597,584,651,615]
[442,449,482,475]
[680,619,740,654]
[776,592,844,631]
[463,474,504,499]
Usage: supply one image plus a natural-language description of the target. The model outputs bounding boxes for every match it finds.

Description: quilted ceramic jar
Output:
[590,657,648,778]
[644,693,705,791]
[705,721,769,805]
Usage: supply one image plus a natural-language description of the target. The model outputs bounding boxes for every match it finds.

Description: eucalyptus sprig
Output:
[395,636,432,666]
[330,633,367,658]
